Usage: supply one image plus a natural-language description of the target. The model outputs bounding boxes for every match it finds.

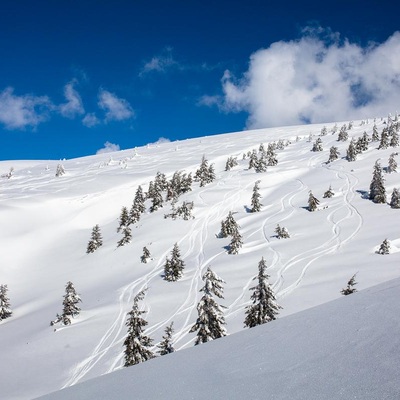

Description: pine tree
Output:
[51,281,81,326]
[123,289,154,367]
[225,156,238,171]
[254,152,267,173]
[219,211,239,238]
[327,146,340,163]
[346,139,357,161]
[248,149,258,170]
[369,161,386,203]
[377,239,390,255]
[117,207,130,233]
[390,188,400,208]
[387,153,398,173]
[275,224,290,239]
[307,191,320,212]
[194,155,215,187]
[149,185,163,213]
[337,126,348,141]
[154,171,168,192]
[141,246,151,263]
[250,181,262,212]
[323,185,334,198]
[117,225,132,247]
[359,131,370,151]
[378,128,390,149]
[341,274,358,295]
[372,124,380,141]
[228,229,243,255]
[189,267,227,345]
[86,224,103,254]
[320,126,328,136]
[130,186,146,223]
[390,129,399,147]
[0,284,12,321]
[244,257,281,328]
[312,138,323,152]
[266,143,278,166]
[55,163,65,177]
[164,243,185,281]
[157,322,175,355]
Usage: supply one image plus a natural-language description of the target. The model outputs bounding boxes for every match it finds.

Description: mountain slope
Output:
[36,277,400,400]
[1,118,399,399]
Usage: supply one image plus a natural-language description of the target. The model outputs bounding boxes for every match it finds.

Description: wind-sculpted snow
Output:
[1,118,400,399]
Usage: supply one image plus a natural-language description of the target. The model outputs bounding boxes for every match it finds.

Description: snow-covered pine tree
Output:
[0,284,12,321]
[378,127,390,149]
[130,186,146,223]
[149,184,163,213]
[390,129,399,148]
[51,281,81,326]
[307,191,320,212]
[157,322,175,356]
[254,152,267,173]
[360,131,370,151]
[86,224,103,254]
[248,149,258,170]
[266,143,278,166]
[194,155,215,187]
[320,126,328,136]
[346,139,357,161]
[228,229,243,255]
[175,201,194,220]
[337,125,348,141]
[189,267,227,345]
[164,243,185,281]
[275,224,290,239]
[387,153,398,173]
[372,124,380,141]
[117,207,130,233]
[219,211,239,238]
[250,181,262,212]
[327,146,340,163]
[55,163,65,177]
[312,138,323,152]
[341,274,358,295]
[390,188,400,208]
[244,257,281,328]
[225,156,238,171]
[323,185,335,198]
[377,239,390,255]
[117,225,132,247]
[154,171,168,192]
[369,161,386,203]
[141,246,151,263]
[123,289,154,367]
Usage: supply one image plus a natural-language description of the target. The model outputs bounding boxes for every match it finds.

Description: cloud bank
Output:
[98,90,134,122]
[203,30,400,128]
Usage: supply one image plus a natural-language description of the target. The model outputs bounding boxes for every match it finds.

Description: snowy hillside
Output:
[1,117,400,400]
[36,277,400,400]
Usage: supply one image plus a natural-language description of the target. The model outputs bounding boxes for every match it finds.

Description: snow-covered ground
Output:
[1,117,399,399]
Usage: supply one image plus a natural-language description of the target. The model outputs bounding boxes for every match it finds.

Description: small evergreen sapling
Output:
[377,239,390,255]
[51,281,81,326]
[327,146,340,163]
[346,139,357,161]
[0,284,12,321]
[390,188,400,209]
[378,128,390,149]
[250,181,262,212]
[123,289,154,367]
[225,156,238,171]
[244,257,281,328]
[323,185,335,198]
[341,274,358,295]
[312,138,323,152]
[189,267,227,345]
[55,163,65,177]
[141,246,151,263]
[275,224,290,239]
[228,230,243,255]
[157,322,175,355]
[387,153,398,173]
[307,191,320,212]
[86,224,103,254]
[164,243,185,281]
[372,124,380,141]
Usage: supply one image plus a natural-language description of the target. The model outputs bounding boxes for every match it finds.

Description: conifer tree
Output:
[337,126,348,141]
[225,156,238,171]
[378,128,390,149]
[390,129,399,147]
[117,225,132,247]
[228,229,243,255]
[312,138,323,152]
[359,131,370,151]
[341,274,358,295]
[55,163,65,177]
[250,181,262,212]
[194,155,215,187]
[141,246,151,263]
[346,139,357,161]
[320,126,328,136]
[307,191,320,211]
[254,152,267,173]
[327,146,340,163]
[189,267,227,345]
[86,224,103,254]
[390,188,400,209]
[323,185,335,198]
[275,224,290,239]
[123,289,154,367]
[157,322,175,356]
[164,243,185,281]
[219,211,239,238]
[0,284,12,321]
[130,186,146,223]
[51,281,81,326]
[248,149,258,170]
[369,161,386,203]
[117,207,130,233]
[244,257,281,328]
[154,171,168,192]
[387,153,398,173]
[377,239,390,255]
[372,124,380,141]
[266,143,278,166]
[149,185,163,213]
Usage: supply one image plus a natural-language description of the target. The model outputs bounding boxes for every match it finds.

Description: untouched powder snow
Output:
[1,117,400,399]
[36,277,400,400]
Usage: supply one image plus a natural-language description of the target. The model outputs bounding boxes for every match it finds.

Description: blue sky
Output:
[0,0,399,160]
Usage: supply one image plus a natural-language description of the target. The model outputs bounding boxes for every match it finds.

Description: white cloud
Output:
[0,87,52,129]
[96,141,120,154]
[139,47,179,76]
[98,89,134,122]
[82,113,100,127]
[59,80,84,118]
[151,137,171,145]
[207,30,400,128]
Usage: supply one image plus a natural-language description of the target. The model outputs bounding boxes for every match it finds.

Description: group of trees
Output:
[219,212,243,254]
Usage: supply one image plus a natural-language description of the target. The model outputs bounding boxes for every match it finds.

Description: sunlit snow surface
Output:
[1,120,399,399]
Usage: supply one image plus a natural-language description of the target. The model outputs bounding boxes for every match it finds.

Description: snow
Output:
[1,118,399,399]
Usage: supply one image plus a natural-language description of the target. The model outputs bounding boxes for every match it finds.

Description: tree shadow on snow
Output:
[356,190,369,200]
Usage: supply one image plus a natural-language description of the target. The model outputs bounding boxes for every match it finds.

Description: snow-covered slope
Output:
[36,277,400,400]
[1,118,399,399]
